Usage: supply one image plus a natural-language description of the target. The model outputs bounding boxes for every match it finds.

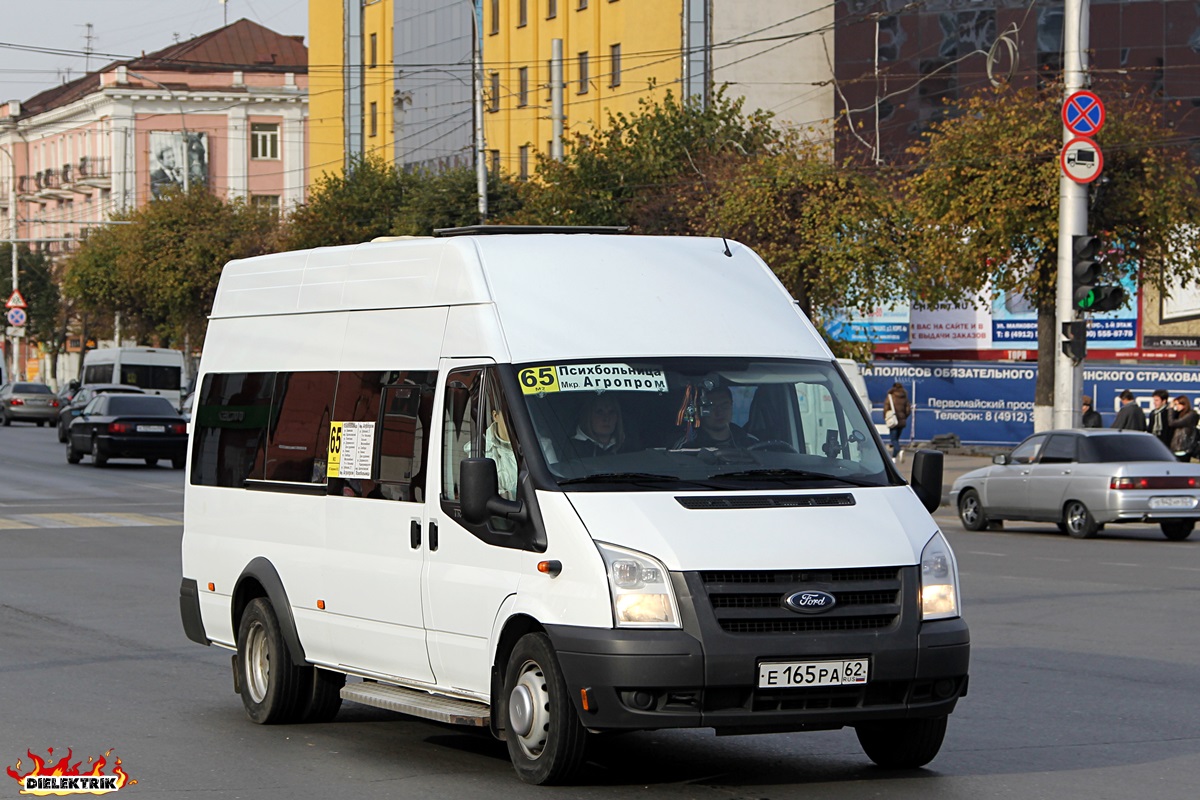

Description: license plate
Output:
[136,425,166,433]
[1149,496,1198,509]
[758,659,869,689]
[27,399,46,405]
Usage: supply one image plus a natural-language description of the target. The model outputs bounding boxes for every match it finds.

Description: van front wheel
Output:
[856,715,947,769]
[504,633,588,785]
[236,598,307,724]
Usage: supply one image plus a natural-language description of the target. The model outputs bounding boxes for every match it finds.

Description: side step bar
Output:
[341,682,490,727]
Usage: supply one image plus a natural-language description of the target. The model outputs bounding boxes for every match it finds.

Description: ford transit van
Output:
[179,229,968,784]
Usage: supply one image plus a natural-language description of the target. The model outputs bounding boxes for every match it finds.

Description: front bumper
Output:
[546,568,969,733]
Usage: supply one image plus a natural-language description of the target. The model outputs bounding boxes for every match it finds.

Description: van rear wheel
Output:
[504,633,588,785]
[236,598,307,724]
[856,715,947,769]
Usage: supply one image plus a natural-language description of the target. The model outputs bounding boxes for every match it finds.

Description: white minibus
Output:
[179,229,968,785]
[81,347,185,408]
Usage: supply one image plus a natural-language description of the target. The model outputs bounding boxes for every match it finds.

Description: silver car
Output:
[0,381,60,426]
[949,429,1200,541]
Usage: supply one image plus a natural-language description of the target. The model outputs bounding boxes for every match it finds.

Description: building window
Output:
[519,0,527,26]
[488,72,500,112]
[369,33,377,68]
[252,194,281,217]
[610,43,621,87]
[518,67,529,107]
[250,123,280,160]
[548,0,557,19]
[489,149,500,175]
[519,145,530,180]
[369,102,378,137]
[578,51,589,94]
[490,0,499,34]
[578,0,588,8]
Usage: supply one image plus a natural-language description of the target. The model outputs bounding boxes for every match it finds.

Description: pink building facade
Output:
[0,19,308,258]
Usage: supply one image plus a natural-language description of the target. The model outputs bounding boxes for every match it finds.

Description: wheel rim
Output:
[244,619,270,703]
[960,495,980,526]
[1066,503,1086,533]
[509,660,550,760]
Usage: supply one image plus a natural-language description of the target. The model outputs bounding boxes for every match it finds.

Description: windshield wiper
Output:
[707,468,878,487]
[557,472,685,486]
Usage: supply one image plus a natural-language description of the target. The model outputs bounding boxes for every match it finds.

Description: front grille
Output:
[700,568,904,635]
[677,494,856,510]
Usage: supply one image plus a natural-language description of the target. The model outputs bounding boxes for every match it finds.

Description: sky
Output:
[0,0,309,102]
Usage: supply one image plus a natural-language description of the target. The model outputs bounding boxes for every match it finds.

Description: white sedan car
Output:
[949,429,1200,540]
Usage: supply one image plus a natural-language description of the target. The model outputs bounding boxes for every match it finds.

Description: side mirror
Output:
[992,453,1009,466]
[460,457,524,526]
[910,449,944,514]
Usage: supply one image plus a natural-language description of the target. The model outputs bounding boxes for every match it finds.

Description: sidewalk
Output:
[893,449,994,506]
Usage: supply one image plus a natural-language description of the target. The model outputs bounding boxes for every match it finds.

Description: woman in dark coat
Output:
[1168,395,1198,462]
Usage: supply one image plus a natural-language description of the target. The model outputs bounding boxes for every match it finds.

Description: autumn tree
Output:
[63,189,277,348]
[278,156,411,250]
[393,166,522,235]
[903,84,1200,419]
[514,89,779,231]
[0,243,62,379]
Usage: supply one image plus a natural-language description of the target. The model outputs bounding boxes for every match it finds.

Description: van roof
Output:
[210,234,832,362]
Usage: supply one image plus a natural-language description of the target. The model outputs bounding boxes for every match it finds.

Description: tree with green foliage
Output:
[903,83,1200,416]
[63,189,277,348]
[0,243,61,380]
[279,156,411,250]
[514,88,779,231]
[393,167,522,235]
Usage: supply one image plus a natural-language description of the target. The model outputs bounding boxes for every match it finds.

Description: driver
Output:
[674,386,758,448]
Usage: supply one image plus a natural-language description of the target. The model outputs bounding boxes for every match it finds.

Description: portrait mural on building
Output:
[149,131,208,198]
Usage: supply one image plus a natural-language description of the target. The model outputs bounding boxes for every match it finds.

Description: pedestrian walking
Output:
[1146,388,1173,449]
[1080,396,1102,428]
[882,382,910,459]
[1168,395,1198,462]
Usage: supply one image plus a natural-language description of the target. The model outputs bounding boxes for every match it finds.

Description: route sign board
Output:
[1063,90,1105,137]
[5,290,26,309]
[1061,137,1104,184]
[6,307,26,327]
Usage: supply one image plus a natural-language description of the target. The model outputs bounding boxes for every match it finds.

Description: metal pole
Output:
[472,2,487,222]
[551,39,564,161]
[1053,0,1089,430]
[1,144,18,381]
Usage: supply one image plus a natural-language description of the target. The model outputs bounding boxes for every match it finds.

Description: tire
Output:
[1056,522,1068,534]
[856,716,947,769]
[236,597,308,724]
[1063,500,1098,538]
[2,411,9,426]
[1161,520,1195,541]
[66,443,82,464]
[36,420,44,428]
[957,489,988,531]
[503,633,588,785]
[301,668,346,723]
[144,458,159,467]
[57,419,67,443]
[171,456,186,470]
[91,437,107,467]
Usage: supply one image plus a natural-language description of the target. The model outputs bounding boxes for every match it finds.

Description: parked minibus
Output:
[179,228,968,784]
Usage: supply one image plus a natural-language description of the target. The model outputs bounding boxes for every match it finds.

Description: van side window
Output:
[329,371,387,498]
[84,364,112,384]
[441,369,483,504]
[121,364,182,392]
[190,372,274,487]
[265,371,337,483]
[378,374,437,501]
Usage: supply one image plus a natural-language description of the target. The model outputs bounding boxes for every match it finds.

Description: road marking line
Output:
[0,519,35,529]
[90,512,181,526]
[1099,562,1140,568]
[0,512,181,528]
[18,513,121,527]
[966,551,1007,557]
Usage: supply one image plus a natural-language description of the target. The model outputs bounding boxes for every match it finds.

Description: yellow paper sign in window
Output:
[327,421,343,478]
[518,365,560,394]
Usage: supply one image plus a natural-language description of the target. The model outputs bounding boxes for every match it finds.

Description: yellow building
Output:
[484,0,683,179]
[309,0,399,178]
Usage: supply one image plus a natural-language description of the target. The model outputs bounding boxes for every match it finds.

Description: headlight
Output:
[596,542,680,629]
[920,531,961,620]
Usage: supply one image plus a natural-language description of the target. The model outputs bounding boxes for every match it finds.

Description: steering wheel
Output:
[748,439,799,454]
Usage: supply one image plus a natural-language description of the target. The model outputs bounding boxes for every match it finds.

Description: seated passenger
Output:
[564,395,625,458]
[674,386,758,448]
[484,408,519,500]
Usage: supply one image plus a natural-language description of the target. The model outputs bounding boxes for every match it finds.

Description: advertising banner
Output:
[863,361,1200,447]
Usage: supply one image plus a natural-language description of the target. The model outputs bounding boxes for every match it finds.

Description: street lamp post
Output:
[468,1,487,222]
[0,143,19,381]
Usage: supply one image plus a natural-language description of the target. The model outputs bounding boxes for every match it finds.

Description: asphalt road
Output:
[1,422,1198,799]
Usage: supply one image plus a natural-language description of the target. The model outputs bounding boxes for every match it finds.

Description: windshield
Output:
[515,357,890,489]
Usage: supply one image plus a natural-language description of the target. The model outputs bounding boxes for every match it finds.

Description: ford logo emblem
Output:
[784,590,837,614]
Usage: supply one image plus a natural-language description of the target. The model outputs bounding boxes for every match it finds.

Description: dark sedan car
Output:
[0,382,60,426]
[57,384,146,442]
[66,394,188,468]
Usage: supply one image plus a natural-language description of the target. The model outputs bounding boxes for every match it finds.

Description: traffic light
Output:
[1071,234,1127,312]
[1071,235,1101,310]
[1062,320,1086,363]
